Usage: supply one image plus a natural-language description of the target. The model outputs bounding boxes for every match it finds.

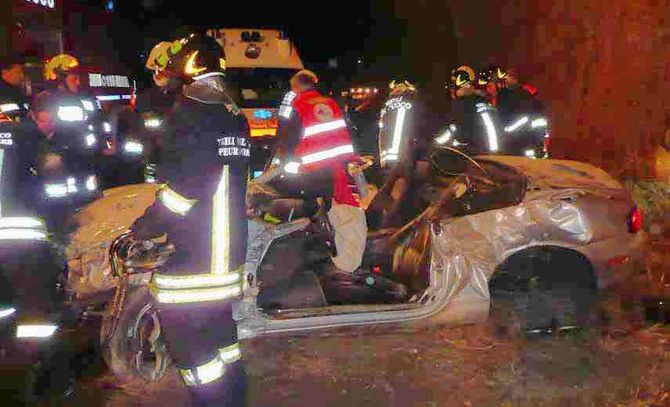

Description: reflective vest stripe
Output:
[211,165,230,275]
[303,119,347,138]
[152,284,241,304]
[179,343,241,386]
[152,166,242,305]
[301,144,355,165]
[0,149,4,216]
[158,187,197,216]
[480,112,499,152]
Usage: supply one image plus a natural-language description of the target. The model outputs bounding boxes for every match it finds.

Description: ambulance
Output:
[206,28,305,177]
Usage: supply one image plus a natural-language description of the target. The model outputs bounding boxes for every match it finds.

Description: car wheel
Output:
[100,286,171,383]
[489,247,599,337]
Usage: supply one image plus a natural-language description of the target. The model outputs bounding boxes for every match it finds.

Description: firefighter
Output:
[118,41,177,183]
[434,65,503,155]
[373,79,430,228]
[38,54,102,154]
[28,92,100,245]
[129,34,249,406]
[0,55,30,123]
[494,66,548,158]
[274,69,367,275]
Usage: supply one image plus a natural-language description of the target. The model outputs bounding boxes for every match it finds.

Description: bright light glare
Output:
[504,116,529,133]
[86,133,97,147]
[0,307,16,319]
[284,162,300,174]
[81,100,95,111]
[57,106,84,122]
[144,118,161,128]
[531,117,548,128]
[16,324,58,338]
[86,175,97,191]
[124,141,144,154]
[481,112,499,152]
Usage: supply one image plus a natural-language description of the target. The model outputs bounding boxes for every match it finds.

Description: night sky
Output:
[96,0,469,102]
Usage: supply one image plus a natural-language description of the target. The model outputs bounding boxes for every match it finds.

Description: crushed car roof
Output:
[476,155,623,192]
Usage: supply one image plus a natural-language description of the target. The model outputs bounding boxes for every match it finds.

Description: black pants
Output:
[131,169,248,406]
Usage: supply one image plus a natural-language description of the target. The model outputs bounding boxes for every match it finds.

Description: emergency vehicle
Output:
[206,28,305,177]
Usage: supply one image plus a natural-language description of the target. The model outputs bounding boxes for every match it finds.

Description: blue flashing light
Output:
[106,1,114,12]
[253,109,273,120]
[253,171,263,178]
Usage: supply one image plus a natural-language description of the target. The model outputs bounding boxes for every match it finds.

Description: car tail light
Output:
[628,206,643,233]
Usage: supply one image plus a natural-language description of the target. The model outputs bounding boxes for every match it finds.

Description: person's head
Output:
[477,67,495,95]
[31,92,57,138]
[450,65,475,99]
[290,70,318,93]
[155,34,227,93]
[0,56,26,87]
[43,54,81,93]
[145,41,172,89]
[506,67,519,86]
[389,79,417,98]
[63,72,81,94]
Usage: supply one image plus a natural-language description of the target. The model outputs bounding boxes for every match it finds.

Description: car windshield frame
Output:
[225,67,299,109]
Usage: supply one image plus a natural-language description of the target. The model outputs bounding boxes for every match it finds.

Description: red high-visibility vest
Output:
[291,90,356,171]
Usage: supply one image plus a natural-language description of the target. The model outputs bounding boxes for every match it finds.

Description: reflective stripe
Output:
[179,342,241,386]
[278,105,293,119]
[124,141,144,154]
[283,161,300,174]
[278,92,296,119]
[57,106,84,122]
[154,285,242,304]
[0,217,44,229]
[158,187,197,216]
[211,166,230,275]
[435,130,452,145]
[504,116,529,133]
[153,167,243,305]
[387,107,406,156]
[219,343,242,364]
[0,149,4,216]
[153,272,240,289]
[303,119,347,138]
[144,118,161,128]
[0,307,16,319]
[531,117,548,128]
[81,100,95,111]
[480,112,499,152]
[301,144,354,165]
[193,72,225,81]
[0,228,47,241]
[0,103,20,113]
[16,324,58,338]
[280,91,296,105]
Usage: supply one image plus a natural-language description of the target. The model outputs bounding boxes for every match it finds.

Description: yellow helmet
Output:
[44,54,80,81]
[389,80,417,96]
[145,41,173,71]
[450,65,475,89]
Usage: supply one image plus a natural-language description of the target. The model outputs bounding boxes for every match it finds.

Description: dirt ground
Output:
[60,237,669,407]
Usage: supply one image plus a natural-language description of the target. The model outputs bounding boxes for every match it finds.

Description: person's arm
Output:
[273,112,302,162]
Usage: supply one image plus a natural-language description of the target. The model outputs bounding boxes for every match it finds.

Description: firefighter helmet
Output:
[145,41,173,71]
[450,65,475,89]
[389,80,417,97]
[44,54,80,81]
[160,34,226,83]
